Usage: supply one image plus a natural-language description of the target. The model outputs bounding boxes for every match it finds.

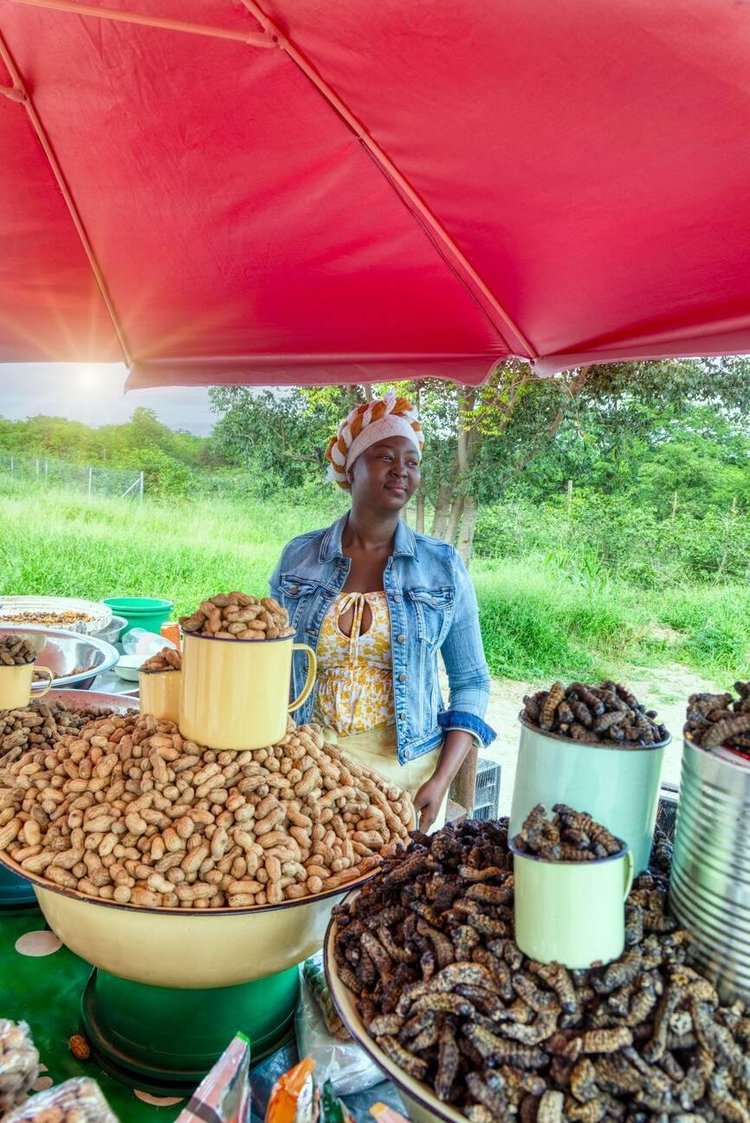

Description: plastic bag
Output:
[301,957,348,1041]
[2,1077,118,1123]
[264,1061,359,1123]
[369,1105,409,1123]
[0,1020,39,1116]
[265,1058,317,1123]
[177,1033,251,1123]
[121,629,176,659]
[319,1081,353,1123]
[294,960,381,1097]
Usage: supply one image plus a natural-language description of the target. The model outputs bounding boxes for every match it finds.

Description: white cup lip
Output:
[509,837,629,865]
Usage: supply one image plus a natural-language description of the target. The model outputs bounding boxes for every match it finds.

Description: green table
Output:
[0,909,403,1123]
[0,909,184,1121]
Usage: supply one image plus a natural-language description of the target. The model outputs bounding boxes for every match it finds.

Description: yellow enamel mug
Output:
[179,632,317,750]
[139,669,182,723]
[0,663,53,709]
[510,841,634,969]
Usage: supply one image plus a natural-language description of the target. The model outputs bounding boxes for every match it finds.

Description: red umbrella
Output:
[1,0,749,389]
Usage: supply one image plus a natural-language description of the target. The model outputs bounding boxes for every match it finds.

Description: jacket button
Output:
[392,594,401,603]
[396,634,406,644]
[290,586,299,595]
[398,673,407,683]
[399,712,406,721]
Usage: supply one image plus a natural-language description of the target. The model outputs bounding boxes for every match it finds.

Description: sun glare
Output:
[72,365,105,393]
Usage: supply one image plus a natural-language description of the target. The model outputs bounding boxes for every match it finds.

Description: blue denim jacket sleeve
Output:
[438,549,496,748]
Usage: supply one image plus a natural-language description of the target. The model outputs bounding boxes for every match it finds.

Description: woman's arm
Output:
[437,550,495,745]
[413,728,474,830]
[415,553,495,829]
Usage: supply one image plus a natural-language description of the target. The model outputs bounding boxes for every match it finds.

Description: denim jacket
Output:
[269,514,496,764]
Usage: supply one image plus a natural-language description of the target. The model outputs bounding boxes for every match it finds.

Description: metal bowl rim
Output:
[0,625,121,691]
[0,851,379,918]
[324,898,466,1123]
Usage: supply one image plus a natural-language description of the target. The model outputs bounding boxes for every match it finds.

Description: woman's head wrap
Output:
[325,391,424,489]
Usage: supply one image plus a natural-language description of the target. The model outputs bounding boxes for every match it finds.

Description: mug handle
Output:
[33,666,54,698]
[288,644,317,713]
[622,848,634,900]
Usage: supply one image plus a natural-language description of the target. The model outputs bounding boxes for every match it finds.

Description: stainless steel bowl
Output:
[91,614,127,646]
[0,625,119,691]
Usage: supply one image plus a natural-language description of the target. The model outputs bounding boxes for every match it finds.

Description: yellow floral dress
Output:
[314,590,446,829]
[314,591,394,736]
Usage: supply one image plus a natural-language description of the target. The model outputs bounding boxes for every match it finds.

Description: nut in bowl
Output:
[0,709,413,986]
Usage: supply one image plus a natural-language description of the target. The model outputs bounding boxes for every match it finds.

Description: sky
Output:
[0,363,216,436]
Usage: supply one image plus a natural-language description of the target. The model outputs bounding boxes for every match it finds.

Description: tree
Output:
[207,357,750,562]
[208,385,363,492]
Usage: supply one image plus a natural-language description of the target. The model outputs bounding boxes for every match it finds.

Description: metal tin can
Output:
[671,737,750,1004]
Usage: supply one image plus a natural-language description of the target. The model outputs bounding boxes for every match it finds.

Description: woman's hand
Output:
[413,730,475,831]
[413,773,451,832]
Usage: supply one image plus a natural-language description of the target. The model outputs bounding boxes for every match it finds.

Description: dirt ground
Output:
[480,664,726,815]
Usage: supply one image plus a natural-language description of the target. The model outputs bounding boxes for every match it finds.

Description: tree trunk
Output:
[445,494,464,546]
[457,495,478,564]
[432,484,453,539]
[415,491,425,533]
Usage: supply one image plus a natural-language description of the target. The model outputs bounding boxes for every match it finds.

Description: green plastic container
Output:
[81,965,299,1093]
[102,597,174,638]
[0,865,39,911]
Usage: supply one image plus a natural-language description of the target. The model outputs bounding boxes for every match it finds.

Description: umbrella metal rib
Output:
[0,27,133,368]
[7,0,276,47]
[239,0,537,362]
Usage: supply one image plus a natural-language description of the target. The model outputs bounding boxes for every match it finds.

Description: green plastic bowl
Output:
[102,597,174,638]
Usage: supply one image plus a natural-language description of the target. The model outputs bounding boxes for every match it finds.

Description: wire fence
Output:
[0,454,144,500]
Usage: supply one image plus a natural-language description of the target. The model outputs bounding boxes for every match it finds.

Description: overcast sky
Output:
[0,363,216,436]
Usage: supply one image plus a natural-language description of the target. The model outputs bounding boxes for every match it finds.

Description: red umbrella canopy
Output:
[1,0,749,389]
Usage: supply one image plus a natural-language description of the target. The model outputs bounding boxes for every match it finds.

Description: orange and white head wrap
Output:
[325,391,424,489]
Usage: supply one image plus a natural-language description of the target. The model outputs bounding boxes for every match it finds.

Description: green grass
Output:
[2,487,749,684]
[473,556,750,682]
[0,490,336,617]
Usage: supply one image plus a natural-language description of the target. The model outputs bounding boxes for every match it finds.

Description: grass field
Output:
[2,486,749,684]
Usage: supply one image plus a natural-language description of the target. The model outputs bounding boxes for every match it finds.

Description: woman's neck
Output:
[343,508,400,552]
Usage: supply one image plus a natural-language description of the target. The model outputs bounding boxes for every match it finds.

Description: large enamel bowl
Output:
[325,896,465,1123]
[1,690,377,989]
[0,625,119,691]
[1,851,372,989]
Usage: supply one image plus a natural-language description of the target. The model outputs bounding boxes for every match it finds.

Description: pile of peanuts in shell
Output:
[0,1021,39,1115]
[521,681,669,747]
[4,1077,117,1123]
[512,804,623,862]
[139,647,181,674]
[179,592,295,640]
[685,681,750,761]
[0,635,37,667]
[333,819,750,1123]
[1,701,119,767]
[0,711,413,908]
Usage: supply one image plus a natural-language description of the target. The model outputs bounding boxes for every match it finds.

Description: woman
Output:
[270,392,495,831]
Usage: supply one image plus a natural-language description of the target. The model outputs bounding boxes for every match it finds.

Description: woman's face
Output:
[348,435,421,512]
